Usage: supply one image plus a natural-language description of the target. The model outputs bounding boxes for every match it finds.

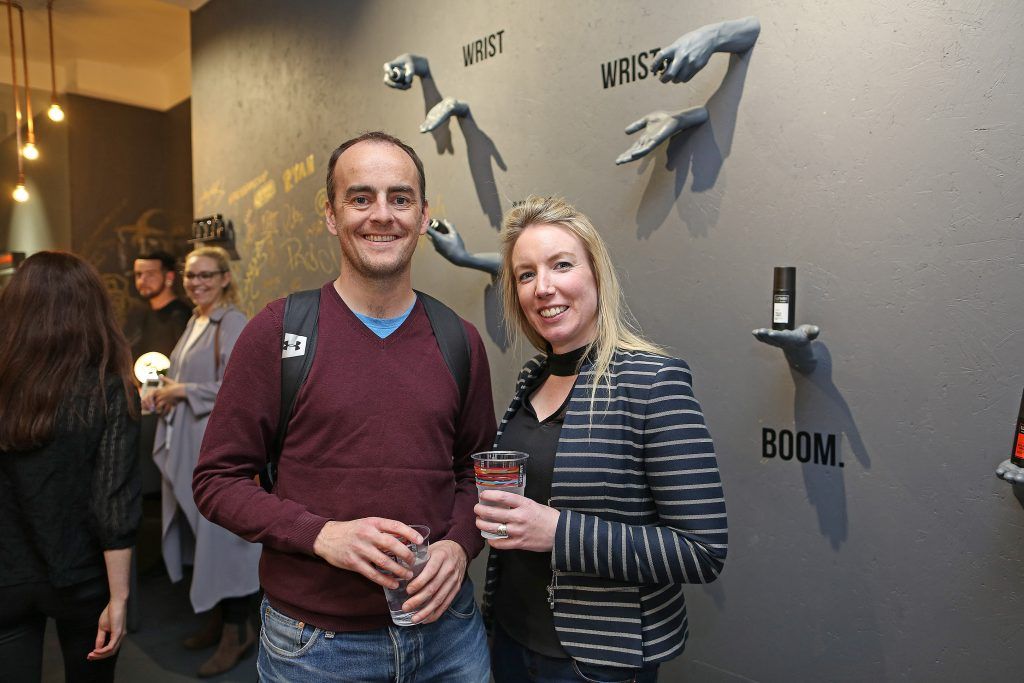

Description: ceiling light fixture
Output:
[46,1,62,122]
[12,178,28,202]
[15,1,36,160]
[5,0,28,202]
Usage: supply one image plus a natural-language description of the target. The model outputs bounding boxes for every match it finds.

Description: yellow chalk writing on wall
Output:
[228,171,269,205]
[283,154,316,193]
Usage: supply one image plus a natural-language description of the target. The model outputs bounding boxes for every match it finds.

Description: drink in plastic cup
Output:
[382,525,430,627]
[139,379,159,415]
[472,451,529,539]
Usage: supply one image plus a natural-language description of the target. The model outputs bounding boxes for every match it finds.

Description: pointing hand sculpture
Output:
[616,16,761,165]
[420,97,470,133]
[382,53,430,90]
[426,219,500,277]
[653,16,761,84]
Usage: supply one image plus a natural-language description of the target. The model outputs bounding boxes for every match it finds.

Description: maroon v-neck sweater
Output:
[194,283,495,631]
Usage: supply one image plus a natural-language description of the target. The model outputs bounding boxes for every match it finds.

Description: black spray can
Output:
[772,267,796,331]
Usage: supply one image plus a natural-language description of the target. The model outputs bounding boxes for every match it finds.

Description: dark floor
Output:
[42,492,257,682]
[42,569,257,682]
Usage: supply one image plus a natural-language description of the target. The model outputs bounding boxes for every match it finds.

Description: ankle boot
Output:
[197,621,256,678]
[182,605,223,650]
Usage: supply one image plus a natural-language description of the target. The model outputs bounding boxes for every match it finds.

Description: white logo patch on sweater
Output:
[282,333,307,358]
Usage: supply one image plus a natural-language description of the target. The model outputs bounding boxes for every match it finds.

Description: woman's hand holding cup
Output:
[474,490,560,552]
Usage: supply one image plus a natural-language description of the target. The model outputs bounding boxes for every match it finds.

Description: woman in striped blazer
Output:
[476,195,727,683]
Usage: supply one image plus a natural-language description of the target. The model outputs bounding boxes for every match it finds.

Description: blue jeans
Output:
[257,578,489,682]
[492,623,659,683]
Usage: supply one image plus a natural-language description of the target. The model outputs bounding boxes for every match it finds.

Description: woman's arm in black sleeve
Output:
[90,379,142,550]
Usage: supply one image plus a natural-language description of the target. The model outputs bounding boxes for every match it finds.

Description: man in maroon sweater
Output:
[193,132,496,682]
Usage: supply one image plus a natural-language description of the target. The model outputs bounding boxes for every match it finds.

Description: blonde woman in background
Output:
[147,246,259,677]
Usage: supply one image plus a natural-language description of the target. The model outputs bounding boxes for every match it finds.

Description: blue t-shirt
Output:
[353,299,416,338]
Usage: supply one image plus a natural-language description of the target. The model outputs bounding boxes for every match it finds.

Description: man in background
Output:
[125,251,192,574]
[128,250,191,361]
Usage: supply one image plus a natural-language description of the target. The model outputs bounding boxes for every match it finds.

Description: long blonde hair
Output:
[185,245,237,306]
[499,195,664,399]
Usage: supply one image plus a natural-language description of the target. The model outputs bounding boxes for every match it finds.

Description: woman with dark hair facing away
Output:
[0,252,141,682]
[476,196,727,682]
[146,245,259,677]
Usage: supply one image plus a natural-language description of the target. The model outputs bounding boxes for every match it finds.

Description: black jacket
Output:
[0,369,141,588]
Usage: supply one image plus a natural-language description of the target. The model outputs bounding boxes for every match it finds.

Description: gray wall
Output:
[191,2,1024,680]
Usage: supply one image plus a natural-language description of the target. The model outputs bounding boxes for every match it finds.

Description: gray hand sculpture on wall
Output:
[426,219,500,277]
[420,97,470,133]
[653,16,761,84]
[753,324,820,349]
[616,16,761,165]
[616,107,709,166]
[752,324,820,373]
[382,53,430,90]
[996,459,1024,485]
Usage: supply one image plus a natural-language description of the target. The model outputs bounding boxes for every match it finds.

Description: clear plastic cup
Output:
[381,525,430,626]
[472,451,529,539]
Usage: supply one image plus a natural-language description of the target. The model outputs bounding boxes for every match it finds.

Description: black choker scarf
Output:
[548,345,593,377]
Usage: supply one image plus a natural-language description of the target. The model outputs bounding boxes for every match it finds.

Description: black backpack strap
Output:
[415,290,470,408]
[262,288,320,492]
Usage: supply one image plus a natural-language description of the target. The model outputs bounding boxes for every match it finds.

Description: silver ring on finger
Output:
[496,523,508,538]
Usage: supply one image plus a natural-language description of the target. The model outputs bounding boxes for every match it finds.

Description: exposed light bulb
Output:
[47,103,64,122]
[12,183,29,202]
[22,142,39,160]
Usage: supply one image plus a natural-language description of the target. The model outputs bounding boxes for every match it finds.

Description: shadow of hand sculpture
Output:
[457,115,507,230]
[619,16,759,168]
[634,50,752,239]
[483,281,509,352]
[790,344,870,550]
[622,16,758,239]
[381,52,507,230]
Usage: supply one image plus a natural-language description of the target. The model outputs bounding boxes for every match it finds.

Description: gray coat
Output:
[153,304,261,612]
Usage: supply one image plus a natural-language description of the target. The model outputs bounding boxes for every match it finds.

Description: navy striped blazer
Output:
[482,350,727,670]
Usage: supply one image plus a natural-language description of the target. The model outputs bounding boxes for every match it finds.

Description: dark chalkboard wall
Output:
[68,95,194,323]
[0,94,192,323]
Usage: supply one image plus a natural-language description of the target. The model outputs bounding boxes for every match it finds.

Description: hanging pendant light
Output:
[16,1,36,160]
[46,1,62,122]
[12,175,28,202]
[5,0,28,202]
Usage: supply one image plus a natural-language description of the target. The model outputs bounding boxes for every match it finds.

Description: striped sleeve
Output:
[553,358,727,584]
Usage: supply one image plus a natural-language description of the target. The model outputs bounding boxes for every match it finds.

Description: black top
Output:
[546,344,591,377]
[0,368,141,588]
[492,367,573,659]
[126,297,192,361]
